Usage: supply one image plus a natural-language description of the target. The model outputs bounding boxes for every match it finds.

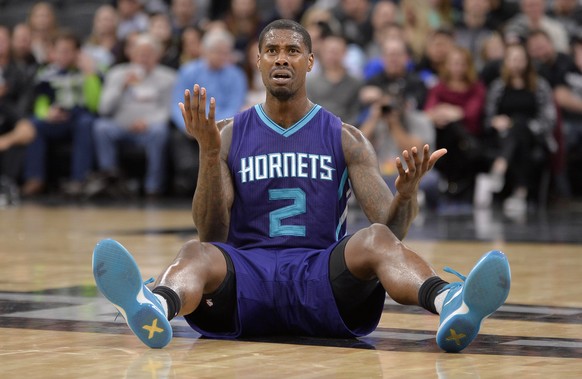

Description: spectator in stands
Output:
[83,5,119,74]
[480,32,506,65]
[170,27,246,196]
[360,37,438,206]
[141,0,169,14]
[266,0,309,25]
[300,4,339,30]
[22,31,101,197]
[483,43,557,213]
[486,0,520,32]
[331,0,373,49]
[171,27,246,128]
[305,17,365,80]
[223,0,262,65]
[11,23,37,73]
[424,46,487,202]
[179,25,203,65]
[429,0,457,29]
[149,12,181,69]
[362,37,427,111]
[0,26,36,203]
[116,0,150,41]
[2,26,34,118]
[303,16,327,76]
[526,29,573,88]
[400,0,434,61]
[552,36,582,195]
[26,1,60,65]
[363,22,406,81]
[242,40,265,109]
[504,0,569,53]
[548,0,582,39]
[170,0,202,39]
[479,32,506,87]
[358,76,441,209]
[94,33,176,198]
[114,30,141,65]
[365,0,399,59]
[307,33,362,125]
[416,28,455,89]
[454,0,495,71]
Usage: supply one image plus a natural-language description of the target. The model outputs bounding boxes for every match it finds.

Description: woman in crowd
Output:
[83,5,119,74]
[483,43,557,213]
[424,45,487,202]
[26,1,60,64]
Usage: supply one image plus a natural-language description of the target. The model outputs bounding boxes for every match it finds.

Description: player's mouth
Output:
[271,70,292,84]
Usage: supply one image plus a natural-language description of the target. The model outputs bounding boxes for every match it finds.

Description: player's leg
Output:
[92,238,228,348]
[340,223,510,353]
[342,223,438,306]
[153,239,229,317]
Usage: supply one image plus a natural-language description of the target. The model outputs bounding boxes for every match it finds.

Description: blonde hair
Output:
[400,0,433,60]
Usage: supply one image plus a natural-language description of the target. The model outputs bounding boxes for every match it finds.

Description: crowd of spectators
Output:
[0,0,581,215]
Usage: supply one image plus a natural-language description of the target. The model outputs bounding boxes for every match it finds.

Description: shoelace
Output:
[438,267,466,294]
[113,277,155,321]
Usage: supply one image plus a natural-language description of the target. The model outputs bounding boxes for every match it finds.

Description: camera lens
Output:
[381,104,392,114]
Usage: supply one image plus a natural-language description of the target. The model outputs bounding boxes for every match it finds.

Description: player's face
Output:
[257,29,314,101]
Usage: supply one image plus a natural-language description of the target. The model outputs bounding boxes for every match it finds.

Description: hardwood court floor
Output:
[1,200,582,378]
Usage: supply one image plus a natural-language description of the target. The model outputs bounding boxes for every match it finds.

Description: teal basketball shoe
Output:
[92,239,172,348]
[436,250,510,352]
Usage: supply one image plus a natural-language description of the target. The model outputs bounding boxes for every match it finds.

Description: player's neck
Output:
[262,96,314,129]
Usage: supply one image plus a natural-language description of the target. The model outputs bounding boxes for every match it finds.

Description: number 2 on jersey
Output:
[269,188,306,237]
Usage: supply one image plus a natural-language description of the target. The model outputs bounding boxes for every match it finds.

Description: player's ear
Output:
[256,51,260,69]
[307,53,314,72]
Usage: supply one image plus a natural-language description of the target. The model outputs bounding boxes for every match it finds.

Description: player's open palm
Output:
[179,84,221,152]
[394,144,447,198]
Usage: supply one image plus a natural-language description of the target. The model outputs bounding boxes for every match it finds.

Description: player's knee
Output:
[177,239,206,260]
[359,223,403,260]
[367,223,399,245]
[178,240,224,271]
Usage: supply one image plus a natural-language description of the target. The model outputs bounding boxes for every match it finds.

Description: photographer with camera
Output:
[359,87,441,209]
[358,37,440,209]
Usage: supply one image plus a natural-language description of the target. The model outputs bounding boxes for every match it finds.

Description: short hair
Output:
[527,28,552,42]
[429,27,455,41]
[53,29,81,49]
[202,28,234,50]
[133,33,162,54]
[258,19,312,53]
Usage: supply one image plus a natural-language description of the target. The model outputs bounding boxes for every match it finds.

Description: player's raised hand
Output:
[394,144,447,198]
[179,84,221,152]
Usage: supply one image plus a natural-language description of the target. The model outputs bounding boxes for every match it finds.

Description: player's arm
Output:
[180,85,234,242]
[342,123,445,240]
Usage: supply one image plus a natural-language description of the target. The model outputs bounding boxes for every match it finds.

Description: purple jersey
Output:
[227,104,350,250]
[188,105,384,339]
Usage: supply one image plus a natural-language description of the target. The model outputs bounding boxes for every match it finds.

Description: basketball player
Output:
[93,20,510,352]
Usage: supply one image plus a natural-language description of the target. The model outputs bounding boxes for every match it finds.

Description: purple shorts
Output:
[185,239,386,339]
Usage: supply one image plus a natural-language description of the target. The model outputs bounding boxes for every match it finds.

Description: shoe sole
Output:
[92,239,172,348]
[437,250,510,352]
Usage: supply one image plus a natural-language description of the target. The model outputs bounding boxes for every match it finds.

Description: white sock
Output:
[434,289,449,315]
[154,294,169,319]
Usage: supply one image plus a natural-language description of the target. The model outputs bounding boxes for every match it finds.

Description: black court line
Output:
[2,288,582,358]
[1,314,581,358]
[383,302,582,325]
